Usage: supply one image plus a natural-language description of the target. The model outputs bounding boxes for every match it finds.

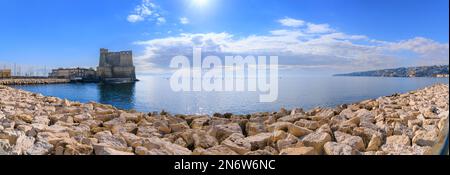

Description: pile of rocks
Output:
[0,79,70,85]
[0,84,448,155]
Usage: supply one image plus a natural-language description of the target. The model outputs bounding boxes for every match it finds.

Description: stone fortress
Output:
[48,48,137,83]
[97,48,137,83]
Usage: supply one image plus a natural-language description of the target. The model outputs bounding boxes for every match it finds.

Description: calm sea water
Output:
[11,76,449,115]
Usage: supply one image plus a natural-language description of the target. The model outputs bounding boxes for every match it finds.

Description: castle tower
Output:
[97,48,137,83]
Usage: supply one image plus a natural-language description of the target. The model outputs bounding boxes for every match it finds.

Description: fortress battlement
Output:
[97,48,137,83]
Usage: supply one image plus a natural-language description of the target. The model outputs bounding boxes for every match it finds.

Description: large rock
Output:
[301,132,332,154]
[221,133,251,155]
[267,122,292,132]
[287,124,313,137]
[245,133,272,151]
[93,144,134,155]
[190,117,209,129]
[381,144,432,155]
[412,129,439,147]
[26,141,54,155]
[323,142,358,155]
[208,123,243,142]
[245,122,267,136]
[0,139,11,155]
[277,115,302,123]
[191,130,219,149]
[334,131,365,151]
[294,119,320,130]
[279,147,317,155]
[137,137,192,155]
[276,134,298,151]
[169,122,190,133]
[386,135,411,146]
[94,131,129,152]
[366,134,382,151]
[193,145,238,155]
[11,135,35,155]
[136,126,159,138]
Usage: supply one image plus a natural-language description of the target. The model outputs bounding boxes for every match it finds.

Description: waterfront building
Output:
[49,67,97,81]
[97,48,137,83]
[0,69,11,78]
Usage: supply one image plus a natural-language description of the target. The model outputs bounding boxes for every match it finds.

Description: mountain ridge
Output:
[335,65,449,77]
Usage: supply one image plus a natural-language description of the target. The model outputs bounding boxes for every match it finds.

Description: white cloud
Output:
[306,23,333,33]
[133,18,449,74]
[127,0,163,24]
[157,17,166,25]
[278,17,305,27]
[127,15,144,23]
[180,17,190,24]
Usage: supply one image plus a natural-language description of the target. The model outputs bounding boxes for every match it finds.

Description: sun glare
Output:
[193,0,208,7]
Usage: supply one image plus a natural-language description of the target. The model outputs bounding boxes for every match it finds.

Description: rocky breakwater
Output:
[0,84,448,155]
[0,78,70,85]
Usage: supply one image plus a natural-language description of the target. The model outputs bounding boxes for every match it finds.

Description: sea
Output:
[11,76,449,115]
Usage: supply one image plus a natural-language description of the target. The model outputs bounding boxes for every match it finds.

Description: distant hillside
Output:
[335,65,449,78]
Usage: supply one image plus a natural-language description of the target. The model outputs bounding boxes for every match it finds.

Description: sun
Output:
[193,0,208,7]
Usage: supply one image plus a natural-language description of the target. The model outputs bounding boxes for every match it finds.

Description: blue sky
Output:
[0,0,448,75]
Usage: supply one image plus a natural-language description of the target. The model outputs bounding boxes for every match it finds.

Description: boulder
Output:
[323,142,358,155]
[191,130,219,149]
[301,132,332,154]
[245,133,272,151]
[287,124,313,137]
[334,131,365,151]
[276,134,298,151]
[386,135,411,146]
[136,126,159,138]
[294,119,320,130]
[412,129,439,147]
[25,141,54,155]
[267,122,292,132]
[190,117,209,129]
[381,144,432,155]
[277,115,302,123]
[11,135,35,155]
[169,122,190,133]
[279,147,317,155]
[208,123,243,142]
[270,130,287,143]
[94,131,129,152]
[221,133,251,155]
[366,134,382,151]
[193,145,238,155]
[245,122,267,136]
[93,144,134,155]
[137,137,192,155]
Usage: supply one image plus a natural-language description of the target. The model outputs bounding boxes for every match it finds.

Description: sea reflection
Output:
[97,83,136,110]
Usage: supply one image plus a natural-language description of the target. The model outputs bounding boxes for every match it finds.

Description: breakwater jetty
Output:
[0,78,70,85]
[0,84,448,155]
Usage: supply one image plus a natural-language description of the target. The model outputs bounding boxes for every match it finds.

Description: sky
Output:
[0,0,448,75]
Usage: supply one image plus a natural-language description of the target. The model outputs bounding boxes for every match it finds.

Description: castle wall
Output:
[97,48,136,83]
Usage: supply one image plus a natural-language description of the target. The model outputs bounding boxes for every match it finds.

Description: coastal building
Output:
[434,74,449,78]
[49,67,97,81]
[0,69,11,78]
[97,48,137,83]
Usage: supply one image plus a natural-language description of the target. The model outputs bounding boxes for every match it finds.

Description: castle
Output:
[48,48,137,83]
[97,48,137,83]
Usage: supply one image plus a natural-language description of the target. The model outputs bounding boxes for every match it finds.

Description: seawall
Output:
[0,84,448,155]
[0,78,70,85]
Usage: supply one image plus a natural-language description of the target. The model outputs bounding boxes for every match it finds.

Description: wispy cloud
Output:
[180,17,190,25]
[133,17,449,74]
[306,23,334,33]
[278,17,305,27]
[127,0,163,24]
